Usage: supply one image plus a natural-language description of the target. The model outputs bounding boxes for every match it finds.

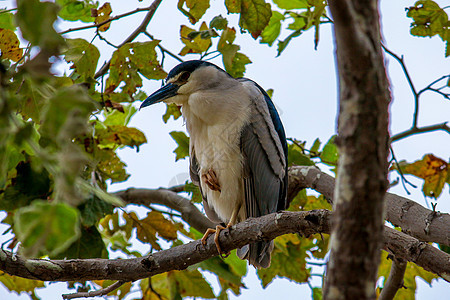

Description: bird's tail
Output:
[236,240,274,269]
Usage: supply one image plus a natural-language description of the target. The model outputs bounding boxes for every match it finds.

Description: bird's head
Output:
[140,60,230,109]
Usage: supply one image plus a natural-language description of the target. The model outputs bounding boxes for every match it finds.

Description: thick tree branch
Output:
[289,166,450,246]
[114,188,216,234]
[378,256,407,300]
[327,0,391,298]
[1,210,449,283]
[93,0,162,79]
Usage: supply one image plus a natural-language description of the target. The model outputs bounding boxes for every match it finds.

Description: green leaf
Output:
[198,256,244,287]
[288,143,315,166]
[260,11,284,46]
[0,271,44,295]
[168,269,215,299]
[169,131,190,161]
[277,29,302,56]
[320,135,338,166]
[273,0,308,10]
[225,0,241,13]
[95,149,130,183]
[0,11,15,31]
[179,0,210,24]
[210,15,229,30]
[184,181,203,203]
[106,41,166,95]
[14,200,81,257]
[63,38,100,80]
[78,195,114,227]
[16,0,65,52]
[377,250,437,299]
[179,22,212,55]
[163,103,182,123]
[41,85,98,142]
[239,0,272,39]
[0,160,51,211]
[257,238,311,287]
[312,287,323,300]
[56,0,97,23]
[310,138,321,153]
[51,225,108,259]
[96,125,147,151]
[103,104,138,126]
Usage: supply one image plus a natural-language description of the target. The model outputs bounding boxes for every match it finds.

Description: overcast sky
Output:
[1,0,449,299]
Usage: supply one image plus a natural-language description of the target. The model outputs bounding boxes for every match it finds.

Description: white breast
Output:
[182,83,251,223]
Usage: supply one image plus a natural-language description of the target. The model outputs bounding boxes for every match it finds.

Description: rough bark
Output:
[326,1,391,299]
[1,210,449,283]
[378,256,407,300]
[289,166,450,246]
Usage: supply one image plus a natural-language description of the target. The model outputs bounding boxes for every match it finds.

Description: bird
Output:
[140,60,288,268]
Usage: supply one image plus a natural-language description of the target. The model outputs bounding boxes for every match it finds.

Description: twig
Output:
[62,280,126,299]
[382,44,420,127]
[97,31,119,48]
[0,8,17,14]
[379,255,407,300]
[94,0,163,79]
[59,5,155,35]
[389,146,417,194]
[144,31,184,63]
[390,122,450,142]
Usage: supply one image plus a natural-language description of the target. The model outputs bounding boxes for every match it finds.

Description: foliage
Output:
[0,0,448,299]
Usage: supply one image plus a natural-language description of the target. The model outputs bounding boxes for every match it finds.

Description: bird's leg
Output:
[200,202,242,258]
[202,168,221,192]
[201,225,229,258]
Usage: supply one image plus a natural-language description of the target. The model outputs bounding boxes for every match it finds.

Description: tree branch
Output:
[390,122,450,142]
[382,44,419,127]
[93,0,162,79]
[378,255,407,300]
[62,280,125,300]
[1,210,449,283]
[114,188,216,234]
[289,166,450,246]
[59,6,155,35]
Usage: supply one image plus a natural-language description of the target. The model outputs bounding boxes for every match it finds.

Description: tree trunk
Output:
[324,1,391,299]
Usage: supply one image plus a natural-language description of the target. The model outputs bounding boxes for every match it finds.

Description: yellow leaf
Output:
[95,2,112,32]
[395,154,448,198]
[179,22,212,55]
[0,29,23,62]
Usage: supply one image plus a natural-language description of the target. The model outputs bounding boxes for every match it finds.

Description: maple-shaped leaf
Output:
[393,154,448,198]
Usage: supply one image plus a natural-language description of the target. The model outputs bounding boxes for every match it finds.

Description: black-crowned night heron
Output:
[140,60,288,268]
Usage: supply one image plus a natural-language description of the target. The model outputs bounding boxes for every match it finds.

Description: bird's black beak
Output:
[140,83,179,110]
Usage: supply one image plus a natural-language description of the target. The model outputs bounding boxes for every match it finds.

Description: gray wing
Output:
[237,79,287,268]
[190,146,222,224]
[239,78,287,219]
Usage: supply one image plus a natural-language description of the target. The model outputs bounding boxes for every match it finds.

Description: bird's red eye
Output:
[179,72,190,83]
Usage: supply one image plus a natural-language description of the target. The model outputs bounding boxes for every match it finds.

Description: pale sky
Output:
[1,0,449,299]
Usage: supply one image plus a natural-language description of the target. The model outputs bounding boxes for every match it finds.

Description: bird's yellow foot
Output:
[201,225,230,258]
[202,168,221,192]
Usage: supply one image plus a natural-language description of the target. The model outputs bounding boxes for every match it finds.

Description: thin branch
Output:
[94,0,163,79]
[289,166,450,246]
[389,146,417,194]
[59,6,155,35]
[114,188,216,234]
[379,255,407,300]
[0,210,448,283]
[62,280,126,300]
[382,44,419,127]
[144,31,184,63]
[390,122,450,142]
[0,8,17,14]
